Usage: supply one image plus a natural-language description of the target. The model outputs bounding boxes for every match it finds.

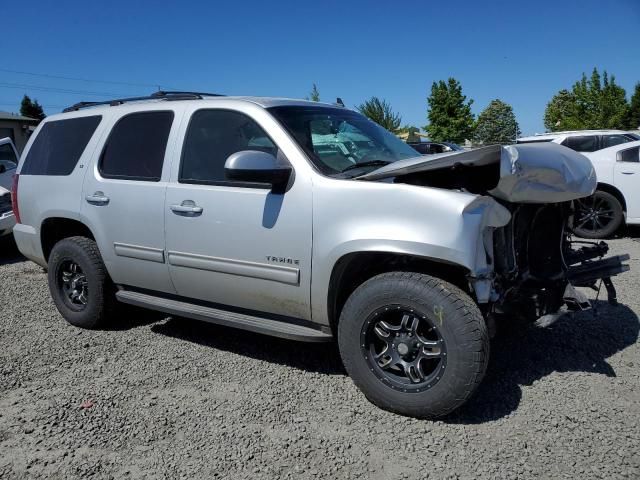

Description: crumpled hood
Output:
[357,143,597,203]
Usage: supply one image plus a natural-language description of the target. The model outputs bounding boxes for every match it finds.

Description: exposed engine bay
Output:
[358,142,630,321]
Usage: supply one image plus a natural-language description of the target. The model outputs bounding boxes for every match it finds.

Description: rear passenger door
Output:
[614,145,640,221]
[81,108,183,293]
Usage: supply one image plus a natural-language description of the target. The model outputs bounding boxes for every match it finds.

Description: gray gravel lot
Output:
[1,233,639,479]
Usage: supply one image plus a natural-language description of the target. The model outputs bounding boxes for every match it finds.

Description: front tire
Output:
[572,190,624,239]
[48,236,113,329]
[338,272,489,419]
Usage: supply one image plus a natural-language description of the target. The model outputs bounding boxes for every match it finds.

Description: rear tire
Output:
[572,190,624,239]
[47,236,114,329]
[338,272,489,419]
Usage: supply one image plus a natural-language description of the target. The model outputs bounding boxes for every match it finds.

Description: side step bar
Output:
[115,290,333,343]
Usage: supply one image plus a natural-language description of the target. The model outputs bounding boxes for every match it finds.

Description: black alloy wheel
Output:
[573,190,624,239]
[362,306,446,392]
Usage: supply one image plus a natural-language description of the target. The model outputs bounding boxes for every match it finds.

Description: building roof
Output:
[0,111,39,122]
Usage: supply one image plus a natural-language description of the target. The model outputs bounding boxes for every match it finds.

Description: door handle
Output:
[170,200,203,216]
[85,191,109,205]
[620,172,635,175]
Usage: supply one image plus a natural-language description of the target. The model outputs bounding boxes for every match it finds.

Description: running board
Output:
[115,290,333,343]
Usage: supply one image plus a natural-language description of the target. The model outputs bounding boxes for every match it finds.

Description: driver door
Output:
[164,106,313,320]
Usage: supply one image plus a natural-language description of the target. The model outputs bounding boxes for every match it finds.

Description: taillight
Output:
[11,173,20,224]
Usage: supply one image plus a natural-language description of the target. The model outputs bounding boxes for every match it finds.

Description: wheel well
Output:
[327,252,470,333]
[597,183,626,212]
[41,218,95,262]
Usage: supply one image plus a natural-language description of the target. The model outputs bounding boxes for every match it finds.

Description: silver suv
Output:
[12,92,629,418]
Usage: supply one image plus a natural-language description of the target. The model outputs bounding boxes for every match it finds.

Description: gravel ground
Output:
[1,233,639,479]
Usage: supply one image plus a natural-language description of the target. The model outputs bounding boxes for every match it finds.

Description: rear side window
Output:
[180,109,277,185]
[617,146,640,163]
[562,136,599,152]
[100,111,174,181]
[21,116,101,175]
[602,134,632,149]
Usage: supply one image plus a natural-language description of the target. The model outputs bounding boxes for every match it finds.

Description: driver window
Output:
[180,110,277,185]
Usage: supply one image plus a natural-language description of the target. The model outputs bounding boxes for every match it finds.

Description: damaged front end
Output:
[358,142,630,321]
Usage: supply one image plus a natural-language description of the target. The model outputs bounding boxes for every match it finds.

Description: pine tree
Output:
[543,68,629,131]
[474,99,521,145]
[424,78,474,143]
[306,83,320,102]
[356,97,402,133]
[20,95,46,122]
[625,82,640,130]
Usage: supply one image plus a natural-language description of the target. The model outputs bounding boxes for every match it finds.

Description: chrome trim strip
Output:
[167,251,300,286]
[114,243,165,263]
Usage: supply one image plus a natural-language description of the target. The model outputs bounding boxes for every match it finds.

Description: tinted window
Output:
[21,116,101,175]
[100,111,173,181]
[516,139,553,144]
[0,143,17,171]
[180,110,277,184]
[602,134,632,149]
[562,136,599,152]
[618,146,640,163]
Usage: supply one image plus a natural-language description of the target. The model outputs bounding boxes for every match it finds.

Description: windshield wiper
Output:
[341,160,390,173]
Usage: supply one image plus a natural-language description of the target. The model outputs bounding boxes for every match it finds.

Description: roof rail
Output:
[63,90,224,113]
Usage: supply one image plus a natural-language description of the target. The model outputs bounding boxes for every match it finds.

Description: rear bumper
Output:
[12,223,47,267]
[0,210,15,237]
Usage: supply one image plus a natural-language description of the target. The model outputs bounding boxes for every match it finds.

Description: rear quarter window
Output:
[21,116,102,175]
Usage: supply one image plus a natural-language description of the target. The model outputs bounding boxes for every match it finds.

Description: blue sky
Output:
[2,0,639,135]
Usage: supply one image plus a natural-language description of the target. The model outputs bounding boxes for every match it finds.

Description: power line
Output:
[0,68,164,89]
[0,81,136,97]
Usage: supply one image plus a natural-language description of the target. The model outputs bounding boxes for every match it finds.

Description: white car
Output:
[572,141,640,238]
[0,137,19,237]
[517,130,640,153]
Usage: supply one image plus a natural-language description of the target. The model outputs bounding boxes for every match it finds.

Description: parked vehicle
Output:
[408,141,463,155]
[12,92,629,418]
[516,129,640,153]
[0,137,19,190]
[0,138,19,237]
[571,140,640,238]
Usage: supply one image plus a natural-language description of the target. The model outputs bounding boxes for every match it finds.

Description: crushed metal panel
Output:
[357,142,597,204]
[490,142,597,203]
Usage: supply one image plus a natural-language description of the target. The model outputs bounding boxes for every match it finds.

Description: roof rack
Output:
[63,90,224,113]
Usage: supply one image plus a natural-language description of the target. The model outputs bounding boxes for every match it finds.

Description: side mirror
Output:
[224,150,292,193]
[0,164,5,174]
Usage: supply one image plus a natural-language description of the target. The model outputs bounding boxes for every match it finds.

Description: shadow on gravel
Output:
[445,300,639,424]
[102,306,170,331]
[0,235,25,266]
[152,317,345,375]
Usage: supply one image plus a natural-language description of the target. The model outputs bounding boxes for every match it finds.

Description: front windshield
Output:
[268,106,419,176]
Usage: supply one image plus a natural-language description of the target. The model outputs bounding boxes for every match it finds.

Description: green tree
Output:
[625,82,640,130]
[424,78,474,143]
[544,89,582,131]
[306,83,320,102]
[473,99,521,145]
[398,125,421,142]
[543,68,629,131]
[356,97,402,133]
[20,95,45,122]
